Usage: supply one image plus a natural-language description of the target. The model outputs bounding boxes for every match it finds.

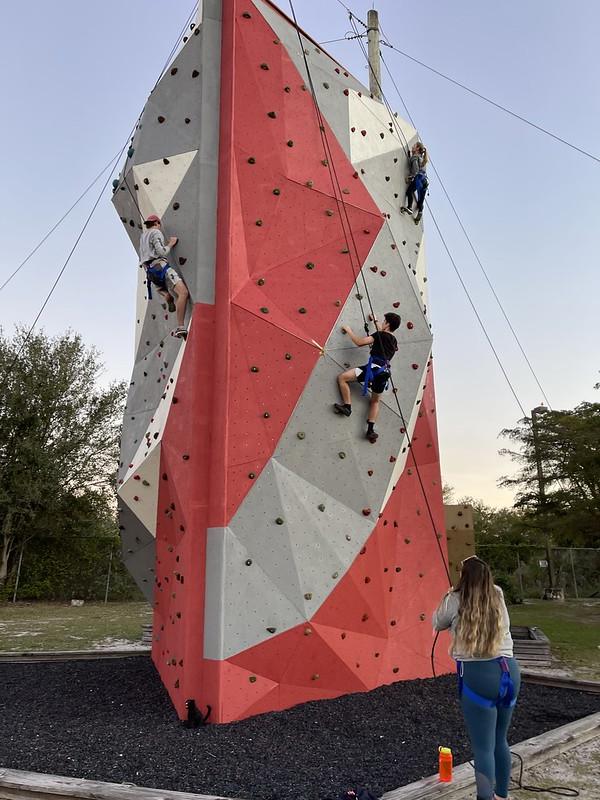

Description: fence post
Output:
[11,545,24,603]
[104,546,113,604]
[516,551,524,597]
[569,548,579,599]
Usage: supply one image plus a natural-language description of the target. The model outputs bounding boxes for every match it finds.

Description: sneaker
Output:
[366,430,379,443]
[400,206,413,215]
[167,297,176,313]
[173,326,187,339]
[414,211,422,224]
[333,403,352,417]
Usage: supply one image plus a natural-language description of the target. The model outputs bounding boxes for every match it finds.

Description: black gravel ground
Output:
[1,657,599,800]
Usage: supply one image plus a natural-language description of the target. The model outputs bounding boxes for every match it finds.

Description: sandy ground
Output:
[454,735,600,800]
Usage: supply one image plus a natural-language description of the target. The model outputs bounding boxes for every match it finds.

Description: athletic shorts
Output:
[355,364,390,394]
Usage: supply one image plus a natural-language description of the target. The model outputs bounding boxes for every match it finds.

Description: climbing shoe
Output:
[366,430,379,443]
[333,403,352,417]
[400,206,413,215]
[173,326,188,339]
[414,211,422,224]
[167,297,176,313]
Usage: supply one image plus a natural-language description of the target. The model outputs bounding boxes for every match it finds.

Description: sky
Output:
[1,0,599,508]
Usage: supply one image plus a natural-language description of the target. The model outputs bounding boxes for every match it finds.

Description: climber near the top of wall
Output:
[400,141,428,225]
[139,215,189,339]
[333,311,401,444]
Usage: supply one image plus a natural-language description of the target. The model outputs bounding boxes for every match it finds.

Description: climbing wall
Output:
[113,0,452,724]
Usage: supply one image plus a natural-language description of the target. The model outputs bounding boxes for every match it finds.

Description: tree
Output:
[0,328,126,589]
[499,403,600,549]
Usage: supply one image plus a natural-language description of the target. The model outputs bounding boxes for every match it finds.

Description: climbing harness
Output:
[456,657,517,709]
[361,354,391,396]
[144,260,170,299]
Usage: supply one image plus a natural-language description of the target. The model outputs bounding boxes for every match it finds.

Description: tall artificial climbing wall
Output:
[113,0,452,724]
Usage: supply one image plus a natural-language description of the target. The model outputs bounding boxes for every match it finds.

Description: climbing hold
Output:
[248,156,256,164]
[266,627,276,634]
[305,262,315,270]
[334,300,341,307]
[389,455,396,463]
[420,613,426,621]
[178,257,187,265]
[182,454,190,461]
[263,411,270,418]
[245,559,252,566]
[392,667,399,674]
[362,508,371,516]
[298,307,307,314]
[158,116,165,123]
[272,188,281,195]
[367,469,373,476]
[411,363,419,369]
[361,613,369,621]
[173,202,180,210]
[267,111,277,118]
[345,534,351,541]
[275,517,284,525]
[332,572,339,579]
[249,675,257,683]
[170,67,178,75]
[305,180,314,188]
[250,366,259,372]
[184,118,191,124]
[242,11,252,18]
[304,628,312,636]
[407,321,414,329]
[296,431,305,439]
[370,266,378,273]
[365,577,371,584]
[321,159,328,166]
[257,278,265,286]
[260,307,269,313]
[325,209,334,217]
[260,62,269,70]
[127,147,135,158]
[255,219,263,226]
[391,243,397,250]
[361,130,367,136]
[248,472,256,479]
[318,503,325,512]
[191,70,199,78]
[304,592,312,600]
[285,353,292,360]
[311,674,320,681]
[287,140,294,147]
[323,82,329,89]
[338,451,346,459]
[112,179,119,189]
[404,538,411,544]
[343,88,349,96]
[284,85,291,93]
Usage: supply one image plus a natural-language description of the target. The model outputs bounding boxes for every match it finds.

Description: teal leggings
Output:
[460,658,521,800]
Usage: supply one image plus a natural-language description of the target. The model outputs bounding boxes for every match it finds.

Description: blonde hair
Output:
[415,141,428,166]
[454,557,503,658]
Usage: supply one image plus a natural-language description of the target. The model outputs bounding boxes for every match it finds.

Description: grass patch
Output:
[0,602,152,651]
[509,599,600,679]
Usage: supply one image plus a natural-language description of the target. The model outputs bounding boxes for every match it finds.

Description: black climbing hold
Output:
[191,69,199,78]
[285,353,292,360]
[242,11,252,18]
[158,116,165,123]
[260,63,270,70]
[305,262,315,270]
[296,431,305,439]
[298,307,307,314]
[318,503,325,512]
[170,67,178,75]
[272,188,281,195]
[112,179,119,189]
[250,366,259,372]
[178,257,187,265]
[287,140,294,147]
[323,82,329,89]
[173,202,180,210]
[263,411,270,418]
[184,118,191,124]
[257,278,265,286]
[266,627,276,634]
[249,676,257,683]
[248,472,256,479]
[143,178,150,185]
[182,454,190,461]
[247,156,256,164]
[245,559,253,566]
[275,517,284,525]
[255,219,263,226]
[267,111,277,118]
[284,85,291,93]
[163,158,170,164]
[338,451,346,459]
[127,147,135,158]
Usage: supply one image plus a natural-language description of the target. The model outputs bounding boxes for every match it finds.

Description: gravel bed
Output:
[1,657,599,800]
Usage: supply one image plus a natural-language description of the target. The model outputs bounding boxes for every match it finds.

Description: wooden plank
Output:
[381,712,600,800]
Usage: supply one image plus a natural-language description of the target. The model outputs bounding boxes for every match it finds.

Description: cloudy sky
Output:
[1,0,598,506]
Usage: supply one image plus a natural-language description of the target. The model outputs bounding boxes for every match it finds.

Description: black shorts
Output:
[356,364,390,394]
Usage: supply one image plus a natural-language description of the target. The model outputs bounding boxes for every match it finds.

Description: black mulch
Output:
[1,657,599,800]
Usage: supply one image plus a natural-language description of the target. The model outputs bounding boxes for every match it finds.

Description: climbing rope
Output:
[288,2,453,644]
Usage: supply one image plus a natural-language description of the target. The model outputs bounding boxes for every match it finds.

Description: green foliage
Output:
[499,403,600,549]
[0,328,131,599]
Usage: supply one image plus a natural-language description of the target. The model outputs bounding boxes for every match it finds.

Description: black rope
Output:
[510,751,580,797]
[289,4,453,680]
[0,153,122,294]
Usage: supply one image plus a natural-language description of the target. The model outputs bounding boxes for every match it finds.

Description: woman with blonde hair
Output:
[433,556,520,800]
[400,141,428,223]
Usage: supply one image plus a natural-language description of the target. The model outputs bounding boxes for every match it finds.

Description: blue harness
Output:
[144,260,170,300]
[361,354,391,396]
[456,657,517,709]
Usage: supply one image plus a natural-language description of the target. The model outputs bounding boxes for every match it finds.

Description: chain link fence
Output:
[477,544,600,600]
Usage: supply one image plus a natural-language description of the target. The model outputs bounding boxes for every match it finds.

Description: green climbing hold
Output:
[260,306,269,313]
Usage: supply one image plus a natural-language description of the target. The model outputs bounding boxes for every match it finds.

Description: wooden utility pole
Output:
[367,9,382,100]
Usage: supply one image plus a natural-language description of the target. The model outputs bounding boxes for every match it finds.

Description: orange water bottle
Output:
[438,746,453,782]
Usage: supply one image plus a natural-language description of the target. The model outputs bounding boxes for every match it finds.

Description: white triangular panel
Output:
[132,150,198,220]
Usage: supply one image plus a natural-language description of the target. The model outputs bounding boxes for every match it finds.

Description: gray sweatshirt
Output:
[432,586,514,661]
[139,228,171,265]
[408,153,427,178]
